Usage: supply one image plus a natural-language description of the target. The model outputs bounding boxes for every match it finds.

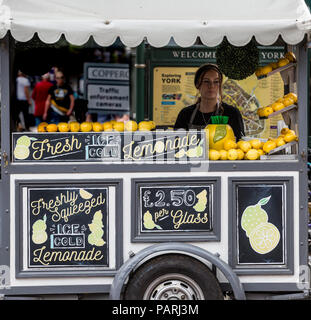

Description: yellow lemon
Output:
[277,58,290,67]
[149,121,156,130]
[275,136,286,147]
[209,149,220,160]
[257,149,264,156]
[261,65,273,75]
[257,108,265,117]
[262,106,274,117]
[113,122,124,132]
[284,92,297,104]
[249,222,280,254]
[37,122,48,132]
[227,149,238,160]
[58,122,70,132]
[219,150,228,160]
[69,121,80,132]
[46,123,58,132]
[284,131,297,143]
[263,140,276,153]
[246,149,259,160]
[285,51,296,63]
[138,122,152,131]
[92,122,103,132]
[250,139,262,150]
[282,97,295,107]
[255,67,263,77]
[271,102,284,112]
[236,149,244,160]
[125,120,138,131]
[205,124,236,151]
[281,127,290,135]
[239,141,251,153]
[80,122,92,132]
[103,122,113,131]
[223,139,237,151]
[269,62,279,70]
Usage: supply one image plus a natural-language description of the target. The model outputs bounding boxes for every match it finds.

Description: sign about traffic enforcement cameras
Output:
[84,63,130,113]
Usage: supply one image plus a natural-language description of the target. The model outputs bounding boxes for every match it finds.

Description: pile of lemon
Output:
[208,128,298,160]
[255,51,296,77]
[37,120,156,133]
[257,92,298,118]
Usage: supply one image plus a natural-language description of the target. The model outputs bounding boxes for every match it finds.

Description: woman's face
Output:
[198,69,221,100]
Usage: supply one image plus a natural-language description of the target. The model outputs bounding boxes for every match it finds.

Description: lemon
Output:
[241,203,269,237]
[14,144,30,160]
[103,122,113,131]
[255,67,263,77]
[138,121,152,131]
[69,121,80,132]
[277,58,290,67]
[124,120,138,131]
[227,149,238,160]
[284,92,297,104]
[238,141,251,153]
[271,102,284,112]
[223,139,237,151]
[80,122,92,132]
[113,122,124,132]
[46,123,58,132]
[32,218,47,232]
[281,97,295,107]
[149,121,156,130]
[249,139,261,150]
[175,149,186,158]
[246,149,259,160]
[17,135,31,147]
[219,149,228,160]
[236,149,244,160]
[262,106,274,117]
[249,222,280,254]
[209,149,220,160]
[79,188,93,199]
[58,122,70,132]
[261,65,273,75]
[284,131,297,143]
[92,122,103,132]
[37,122,48,132]
[257,149,264,156]
[280,127,290,135]
[143,211,161,230]
[263,140,276,153]
[269,62,279,70]
[285,52,296,63]
[275,137,286,147]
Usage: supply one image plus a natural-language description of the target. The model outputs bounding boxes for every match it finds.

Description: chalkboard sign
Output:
[139,185,212,232]
[27,187,109,268]
[12,130,206,162]
[237,184,284,264]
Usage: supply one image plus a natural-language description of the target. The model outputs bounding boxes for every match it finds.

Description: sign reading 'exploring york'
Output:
[12,131,206,162]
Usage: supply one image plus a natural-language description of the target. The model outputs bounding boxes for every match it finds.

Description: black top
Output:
[174,102,245,140]
[48,84,73,111]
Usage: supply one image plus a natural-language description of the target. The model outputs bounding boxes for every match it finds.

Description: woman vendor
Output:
[174,63,245,140]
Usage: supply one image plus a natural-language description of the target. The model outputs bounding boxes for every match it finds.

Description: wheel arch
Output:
[109,243,246,300]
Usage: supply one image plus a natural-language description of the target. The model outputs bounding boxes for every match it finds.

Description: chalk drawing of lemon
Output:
[14,144,30,160]
[143,210,162,230]
[79,188,93,199]
[17,135,31,147]
[193,189,207,212]
[175,149,186,158]
[32,215,48,244]
[241,196,270,237]
[248,222,280,254]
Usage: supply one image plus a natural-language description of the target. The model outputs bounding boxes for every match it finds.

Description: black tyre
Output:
[124,254,224,300]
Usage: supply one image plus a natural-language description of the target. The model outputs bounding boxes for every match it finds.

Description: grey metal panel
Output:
[228,177,294,275]
[131,177,221,242]
[109,242,246,300]
[0,35,12,284]
[13,178,123,278]
[297,40,309,273]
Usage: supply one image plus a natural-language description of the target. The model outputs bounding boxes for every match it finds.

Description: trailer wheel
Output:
[124,254,223,300]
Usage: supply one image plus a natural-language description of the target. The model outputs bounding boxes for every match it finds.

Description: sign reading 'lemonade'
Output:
[28,187,109,268]
[12,131,206,162]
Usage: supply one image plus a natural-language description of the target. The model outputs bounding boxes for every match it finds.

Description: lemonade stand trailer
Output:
[0,0,310,300]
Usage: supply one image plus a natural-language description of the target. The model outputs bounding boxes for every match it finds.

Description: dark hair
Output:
[194,63,224,114]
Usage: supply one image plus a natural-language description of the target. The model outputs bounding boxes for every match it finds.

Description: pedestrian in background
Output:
[15,70,32,130]
[43,70,75,123]
[31,73,53,126]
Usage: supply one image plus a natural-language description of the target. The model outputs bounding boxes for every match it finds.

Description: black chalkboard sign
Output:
[139,185,212,232]
[28,187,109,268]
[12,130,206,162]
[237,185,284,264]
